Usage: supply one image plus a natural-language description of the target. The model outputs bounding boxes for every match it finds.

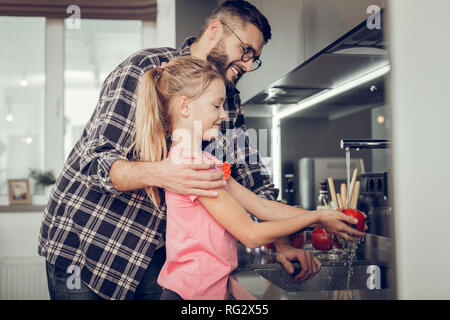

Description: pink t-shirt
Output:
[157,147,238,300]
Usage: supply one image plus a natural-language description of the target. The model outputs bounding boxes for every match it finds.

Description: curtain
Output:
[0,0,156,20]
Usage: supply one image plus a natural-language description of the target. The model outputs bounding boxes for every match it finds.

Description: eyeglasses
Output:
[220,21,262,72]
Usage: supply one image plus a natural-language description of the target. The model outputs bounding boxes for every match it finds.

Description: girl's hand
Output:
[316,209,365,242]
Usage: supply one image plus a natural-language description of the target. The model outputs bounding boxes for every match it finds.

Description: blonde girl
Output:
[133,56,364,300]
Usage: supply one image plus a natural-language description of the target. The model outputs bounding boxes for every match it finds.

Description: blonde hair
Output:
[133,56,223,206]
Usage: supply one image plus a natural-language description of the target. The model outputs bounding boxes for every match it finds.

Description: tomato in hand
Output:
[341,208,365,232]
[289,232,305,249]
[311,228,333,251]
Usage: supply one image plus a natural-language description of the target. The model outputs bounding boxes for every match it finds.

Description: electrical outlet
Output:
[359,172,388,196]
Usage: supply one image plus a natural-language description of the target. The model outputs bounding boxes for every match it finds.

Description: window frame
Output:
[0,18,158,206]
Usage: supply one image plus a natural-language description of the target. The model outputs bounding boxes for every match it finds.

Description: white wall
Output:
[238,0,305,104]
[156,0,176,48]
[175,0,217,48]
[0,212,43,257]
[389,0,450,299]
[0,211,48,299]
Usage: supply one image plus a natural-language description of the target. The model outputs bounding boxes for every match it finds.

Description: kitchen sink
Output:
[250,260,389,291]
[229,235,395,299]
[229,260,394,300]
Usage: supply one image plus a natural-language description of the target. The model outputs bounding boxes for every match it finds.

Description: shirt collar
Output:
[227,85,240,96]
[179,37,196,56]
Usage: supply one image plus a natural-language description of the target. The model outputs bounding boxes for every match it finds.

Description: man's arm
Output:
[110,157,226,197]
[77,57,225,197]
[75,66,141,195]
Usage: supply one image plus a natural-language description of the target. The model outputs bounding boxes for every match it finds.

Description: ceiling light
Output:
[5,114,14,122]
[271,105,282,191]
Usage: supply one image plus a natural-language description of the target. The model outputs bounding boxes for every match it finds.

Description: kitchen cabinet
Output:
[239,0,386,108]
[243,7,389,120]
[303,0,386,60]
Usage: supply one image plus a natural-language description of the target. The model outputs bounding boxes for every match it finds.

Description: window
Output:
[64,19,142,159]
[0,17,145,204]
[0,17,46,196]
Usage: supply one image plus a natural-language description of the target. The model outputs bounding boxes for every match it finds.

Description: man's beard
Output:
[206,40,242,89]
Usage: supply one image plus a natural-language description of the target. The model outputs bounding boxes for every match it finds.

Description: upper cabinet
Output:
[242,0,388,120]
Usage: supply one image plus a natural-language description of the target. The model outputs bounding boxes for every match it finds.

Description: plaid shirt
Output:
[38,38,278,300]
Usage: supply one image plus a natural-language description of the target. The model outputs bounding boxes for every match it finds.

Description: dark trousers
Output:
[160,288,183,300]
[45,247,166,300]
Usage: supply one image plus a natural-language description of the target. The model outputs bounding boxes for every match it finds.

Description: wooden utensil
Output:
[350,181,361,209]
[328,177,338,210]
[340,183,348,209]
[336,193,343,209]
[348,168,359,205]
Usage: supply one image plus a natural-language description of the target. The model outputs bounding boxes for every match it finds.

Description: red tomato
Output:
[289,232,305,249]
[264,243,275,250]
[341,208,365,231]
[311,228,333,251]
[222,162,232,180]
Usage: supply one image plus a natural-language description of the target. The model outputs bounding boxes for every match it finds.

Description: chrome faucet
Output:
[340,139,391,150]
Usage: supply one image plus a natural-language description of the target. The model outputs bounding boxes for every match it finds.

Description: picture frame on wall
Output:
[8,179,32,205]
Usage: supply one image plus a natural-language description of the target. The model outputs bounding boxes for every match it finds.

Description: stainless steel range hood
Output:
[243,9,389,120]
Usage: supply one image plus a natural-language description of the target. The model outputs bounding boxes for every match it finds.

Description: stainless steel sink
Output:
[250,260,389,291]
[229,261,394,300]
[228,234,395,300]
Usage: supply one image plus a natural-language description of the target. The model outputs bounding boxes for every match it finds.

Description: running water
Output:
[345,242,358,290]
[344,148,357,290]
[345,149,351,205]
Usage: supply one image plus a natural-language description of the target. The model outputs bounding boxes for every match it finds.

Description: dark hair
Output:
[198,0,272,44]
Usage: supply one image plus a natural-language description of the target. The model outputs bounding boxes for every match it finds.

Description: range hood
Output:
[243,9,389,119]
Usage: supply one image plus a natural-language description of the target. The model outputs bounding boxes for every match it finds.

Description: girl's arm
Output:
[226,177,368,232]
[226,177,309,221]
[198,185,363,249]
[198,188,320,249]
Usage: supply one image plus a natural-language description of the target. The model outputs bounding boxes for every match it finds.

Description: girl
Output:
[133,56,364,300]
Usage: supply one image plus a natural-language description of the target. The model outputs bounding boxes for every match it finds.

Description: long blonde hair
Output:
[133,56,223,206]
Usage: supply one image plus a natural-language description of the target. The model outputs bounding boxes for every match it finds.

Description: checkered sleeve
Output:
[216,87,280,202]
[232,118,279,202]
[76,64,143,195]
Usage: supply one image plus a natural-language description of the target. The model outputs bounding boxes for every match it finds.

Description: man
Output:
[38,0,321,300]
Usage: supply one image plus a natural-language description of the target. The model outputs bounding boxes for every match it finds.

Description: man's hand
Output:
[156,152,226,197]
[275,241,322,281]
[110,151,225,197]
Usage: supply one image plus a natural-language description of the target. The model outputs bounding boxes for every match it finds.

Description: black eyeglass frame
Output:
[220,21,262,72]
